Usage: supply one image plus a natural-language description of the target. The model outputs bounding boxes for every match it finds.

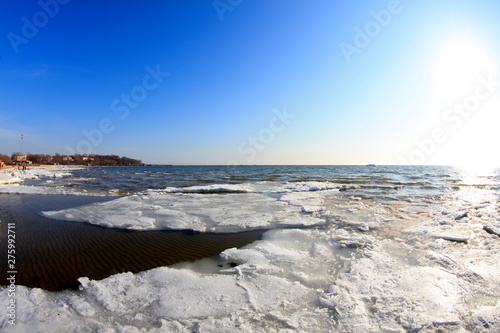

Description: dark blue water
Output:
[29,165,500,200]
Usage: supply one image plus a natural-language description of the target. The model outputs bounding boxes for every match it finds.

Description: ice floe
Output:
[41,191,328,232]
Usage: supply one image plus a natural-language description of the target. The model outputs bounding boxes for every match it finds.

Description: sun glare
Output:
[433,36,494,100]
[430,35,499,169]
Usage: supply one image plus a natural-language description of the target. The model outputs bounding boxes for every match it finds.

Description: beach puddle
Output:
[0,195,266,291]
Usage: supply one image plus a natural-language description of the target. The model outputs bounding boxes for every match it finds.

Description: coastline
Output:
[0,194,266,291]
[0,165,499,331]
[0,165,87,185]
[1,164,87,171]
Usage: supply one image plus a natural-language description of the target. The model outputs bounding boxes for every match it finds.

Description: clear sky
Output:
[1,0,499,166]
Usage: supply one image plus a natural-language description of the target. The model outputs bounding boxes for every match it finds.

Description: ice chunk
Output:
[468,302,500,331]
[433,234,469,243]
[403,220,470,243]
[301,205,325,213]
[326,243,463,332]
[78,277,123,312]
[484,223,500,236]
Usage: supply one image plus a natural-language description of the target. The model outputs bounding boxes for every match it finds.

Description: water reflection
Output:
[452,165,500,204]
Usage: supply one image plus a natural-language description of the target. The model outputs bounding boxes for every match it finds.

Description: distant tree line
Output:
[0,154,13,165]
[2,153,143,166]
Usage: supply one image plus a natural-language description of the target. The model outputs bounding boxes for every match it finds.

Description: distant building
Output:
[13,154,27,162]
[62,156,75,162]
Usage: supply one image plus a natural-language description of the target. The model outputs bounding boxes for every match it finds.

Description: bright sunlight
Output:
[431,35,499,169]
[433,36,494,101]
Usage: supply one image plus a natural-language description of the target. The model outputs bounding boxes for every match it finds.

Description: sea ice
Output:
[2,177,500,332]
[0,167,95,196]
[1,228,347,332]
[41,187,332,232]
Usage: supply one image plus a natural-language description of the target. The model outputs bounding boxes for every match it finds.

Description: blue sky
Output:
[1,0,499,166]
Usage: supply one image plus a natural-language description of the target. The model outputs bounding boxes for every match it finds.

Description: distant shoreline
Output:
[0,164,85,172]
[144,164,174,167]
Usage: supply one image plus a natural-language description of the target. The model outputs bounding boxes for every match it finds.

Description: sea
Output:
[1,165,499,332]
[12,164,500,199]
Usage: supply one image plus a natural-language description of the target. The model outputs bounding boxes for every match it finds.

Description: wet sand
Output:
[0,195,266,291]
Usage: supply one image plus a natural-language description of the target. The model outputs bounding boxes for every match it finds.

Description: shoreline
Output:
[0,165,87,185]
[0,164,87,173]
[0,194,266,291]
[0,166,499,331]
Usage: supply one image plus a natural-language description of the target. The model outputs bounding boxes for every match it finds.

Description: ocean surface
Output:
[10,164,500,198]
[1,165,499,332]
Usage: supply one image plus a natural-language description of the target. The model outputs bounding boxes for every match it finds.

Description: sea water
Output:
[1,165,499,332]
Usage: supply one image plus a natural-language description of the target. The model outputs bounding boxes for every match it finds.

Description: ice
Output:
[160,183,254,193]
[301,205,325,213]
[4,211,498,332]
[403,219,471,243]
[484,223,500,236]
[2,177,500,331]
[42,190,329,232]
[455,210,469,220]
[0,166,96,196]
[1,166,82,181]
[268,181,340,193]
[1,228,345,332]
[323,241,464,332]
[0,172,22,184]
[468,302,500,331]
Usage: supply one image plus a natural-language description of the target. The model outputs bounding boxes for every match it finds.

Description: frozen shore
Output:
[1,166,499,331]
[0,166,101,195]
[2,219,499,332]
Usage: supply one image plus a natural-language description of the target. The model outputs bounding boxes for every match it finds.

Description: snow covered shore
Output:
[2,185,500,332]
[0,166,92,195]
[1,166,499,331]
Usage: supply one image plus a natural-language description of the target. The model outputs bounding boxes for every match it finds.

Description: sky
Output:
[1,0,500,166]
